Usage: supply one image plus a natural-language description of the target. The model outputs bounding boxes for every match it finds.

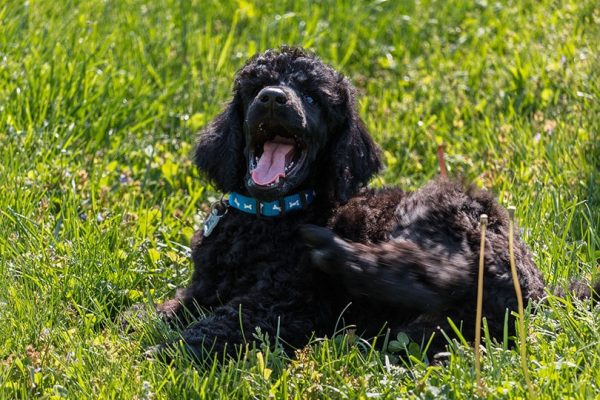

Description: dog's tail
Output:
[553,278,600,302]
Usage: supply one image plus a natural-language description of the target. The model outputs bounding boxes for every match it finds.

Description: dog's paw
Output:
[300,225,355,272]
[156,298,184,323]
[145,340,204,364]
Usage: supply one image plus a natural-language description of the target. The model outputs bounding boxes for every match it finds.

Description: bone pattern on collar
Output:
[228,190,316,217]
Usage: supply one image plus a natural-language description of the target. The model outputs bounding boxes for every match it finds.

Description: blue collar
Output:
[228,190,316,217]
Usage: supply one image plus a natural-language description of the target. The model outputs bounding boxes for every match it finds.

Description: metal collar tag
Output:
[203,201,228,237]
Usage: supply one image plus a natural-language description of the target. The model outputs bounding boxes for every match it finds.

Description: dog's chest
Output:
[193,211,312,280]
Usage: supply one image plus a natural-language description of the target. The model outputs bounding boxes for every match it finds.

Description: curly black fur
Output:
[155,47,595,360]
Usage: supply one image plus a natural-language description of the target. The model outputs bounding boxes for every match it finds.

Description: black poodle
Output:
[155,47,556,360]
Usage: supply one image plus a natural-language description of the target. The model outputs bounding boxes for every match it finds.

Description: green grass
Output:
[1,0,598,398]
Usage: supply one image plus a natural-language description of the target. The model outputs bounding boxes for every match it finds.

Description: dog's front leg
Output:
[156,305,247,362]
[152,292,317,363]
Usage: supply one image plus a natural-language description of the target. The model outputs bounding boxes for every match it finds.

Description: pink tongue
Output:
[251,140,295,185]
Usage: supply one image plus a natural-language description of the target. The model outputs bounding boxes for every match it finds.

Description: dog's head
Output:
[195,47,382,203]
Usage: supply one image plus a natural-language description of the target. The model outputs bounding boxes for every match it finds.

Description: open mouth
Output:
[248,133,307,187]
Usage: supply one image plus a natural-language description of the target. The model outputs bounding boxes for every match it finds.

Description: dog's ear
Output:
[323,82,382,203]
[194,97,245,193]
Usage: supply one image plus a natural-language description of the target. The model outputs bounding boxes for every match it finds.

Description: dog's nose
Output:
[257,87,288,105]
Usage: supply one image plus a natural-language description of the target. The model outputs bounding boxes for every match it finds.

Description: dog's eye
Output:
[304,95,316,105]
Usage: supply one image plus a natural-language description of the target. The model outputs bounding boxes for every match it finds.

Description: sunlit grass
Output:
[0,0,598,398]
